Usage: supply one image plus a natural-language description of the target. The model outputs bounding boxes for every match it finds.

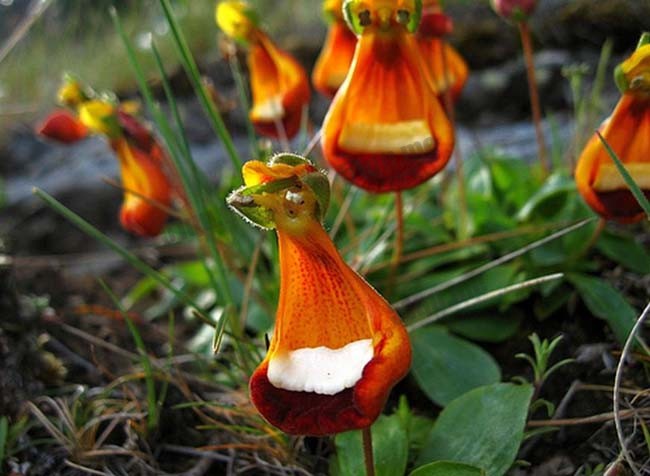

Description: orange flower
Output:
[112,138,172,237]
[321,0,454,192]
[37,109,89,144]
[575,39,650,223]
[229,156,411,435]
[216,1,311,140]
[312,0,357,97]
[416,0,468,102]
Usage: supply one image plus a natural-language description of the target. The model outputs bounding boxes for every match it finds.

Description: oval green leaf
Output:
[410,461,486,476]
[416,383,533,476]
[411,326,501,406]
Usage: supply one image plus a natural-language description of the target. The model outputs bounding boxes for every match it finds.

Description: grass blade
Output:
[99,280,159,431]
[596,131,650,218]
[0,416,8,470]
[33,188,205,318]
[159,0,242,172]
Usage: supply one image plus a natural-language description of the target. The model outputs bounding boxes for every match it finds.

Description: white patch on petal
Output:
[251,95,285,121]
[267,339,374,395]
[338,120,434,154]
[593,163,650,191]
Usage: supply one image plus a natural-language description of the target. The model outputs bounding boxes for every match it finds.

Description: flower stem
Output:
[519,21,550,177]
[391,192,405,270]
[362,427,375,476]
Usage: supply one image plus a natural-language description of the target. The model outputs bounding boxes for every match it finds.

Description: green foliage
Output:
[515,334,573,385]
[0,416,7,471]
[410,462,486,476]
[411,326,501,406]
[416,383,534,476]
[568,273,639,344]
[332,414,409,476]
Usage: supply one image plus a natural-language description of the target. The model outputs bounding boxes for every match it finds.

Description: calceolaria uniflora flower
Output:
[575,33,650,223]
[228,154,412,435]
[312,0,358,98]
[321,0,454,193]
[216,1,311,140]
[37,78,174,237]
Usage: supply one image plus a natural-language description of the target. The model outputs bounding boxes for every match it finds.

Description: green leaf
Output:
[596,230,650,275]
[416,383,533,476]
[568,273,638,344]
[445,311,522,343]
[517,173,575,222]
[0,416,8,470]
[334,414,408,476]
[410,461,486,476]
[411,326,501,406]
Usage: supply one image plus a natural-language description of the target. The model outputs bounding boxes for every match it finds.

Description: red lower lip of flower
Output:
[592,190,649,224]
[250,361,376,436]
[120,204,169,237]
[37,110,88,144]
[322,141,451,193]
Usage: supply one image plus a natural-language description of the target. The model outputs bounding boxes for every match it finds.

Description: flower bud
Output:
[491,0,537,22]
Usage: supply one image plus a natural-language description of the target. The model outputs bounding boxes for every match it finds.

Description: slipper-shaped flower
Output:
[312,0,358,98]
[229,155,411,435]
[321,0,454,192]
[216,1,311,139]
[575,35,650,223]
[112,138,173,237]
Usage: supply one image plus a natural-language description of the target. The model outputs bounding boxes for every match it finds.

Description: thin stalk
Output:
[519,21,550,176]
[362,427,375,476]
[614,301,650,476]
[406,273,563,332]
[391,192,405,270]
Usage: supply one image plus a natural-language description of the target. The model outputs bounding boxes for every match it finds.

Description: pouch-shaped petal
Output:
[248,32,311,139]
[575,94,650,223]
[250,218,411,435]
[37,110,88,144]
[113,139,172,237]
[312,21,357,97]
[322,31,454,192]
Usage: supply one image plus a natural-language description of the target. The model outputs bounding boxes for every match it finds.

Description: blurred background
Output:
[1,0,650,254]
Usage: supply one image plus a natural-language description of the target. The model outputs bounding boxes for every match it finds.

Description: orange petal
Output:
[417,36,468,102]
[250,218,411,435]
[248,32,311,139]
[37,110,88,144]
[118,111,155,154]
[321,31,454,192]
[575,94,650,223]
[113,139,173,237]
[312,21,357,98]
[242,160,316,187]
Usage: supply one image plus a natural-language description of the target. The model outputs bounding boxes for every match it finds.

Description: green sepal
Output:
[343,0,363,35]
[637,32,650,49]
[301,171,331,222]
[227,188,276,230]
[614,64,629,95]
[227,153,331,229]
[343,0,423,34]
[406,0,423,34]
